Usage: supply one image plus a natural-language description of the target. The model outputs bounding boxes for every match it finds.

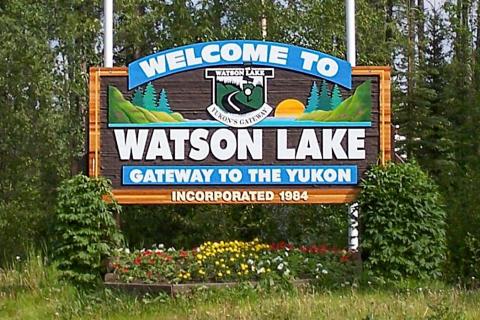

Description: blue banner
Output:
[128,40,351,89]
[122,165,357,186]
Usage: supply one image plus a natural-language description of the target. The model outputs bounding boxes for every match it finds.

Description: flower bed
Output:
[110,239,359,287]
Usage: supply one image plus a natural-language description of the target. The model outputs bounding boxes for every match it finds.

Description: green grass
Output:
[299,80,372,122]
[108,86,182,124]
[1,256,480,320]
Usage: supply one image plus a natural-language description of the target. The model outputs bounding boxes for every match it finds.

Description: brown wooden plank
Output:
[89,68,100,177]
[89,66,392,204]
[111,188,359,204]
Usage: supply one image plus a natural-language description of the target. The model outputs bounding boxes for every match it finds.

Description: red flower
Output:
[318,245,328,254]
[340,255,349,263]
[179,250,189,258]
[133,256,142,265]
[271,241,290,251]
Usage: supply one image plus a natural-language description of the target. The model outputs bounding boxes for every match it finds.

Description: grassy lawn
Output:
[2,283,480,319]
[1,257,480,319]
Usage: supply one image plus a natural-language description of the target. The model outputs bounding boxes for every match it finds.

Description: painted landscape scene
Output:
[108,80,372,128]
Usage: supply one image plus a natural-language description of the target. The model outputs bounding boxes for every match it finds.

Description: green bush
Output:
[359,161,446,280]
[463,233,480,287]
[53,175,123,285]
[121,204,348,250]
[0,200,50,266]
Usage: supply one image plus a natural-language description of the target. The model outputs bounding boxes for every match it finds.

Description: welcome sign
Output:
[89,40,391,204]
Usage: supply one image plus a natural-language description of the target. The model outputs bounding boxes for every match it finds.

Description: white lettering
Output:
[237,129,262,160]
[338,168,351,182]
[114,129,148,160]
[169,129,189,160]
[220,43,242,61]
[242,44,268,62]
[317,57,339,77]
[322,129,347,160]
[139,56,166,77]
[296,129,322,159]
[129,169,143,183]
[146,130,173,160]
[348,129,366,159]
[189,129,209,160]
[202,44,220,63]
[184,48,202,66]
[210,129,237,161]
[277,129,295,159]
[269,45,288,65]
[300,51,318,71]
[166,51,186,70]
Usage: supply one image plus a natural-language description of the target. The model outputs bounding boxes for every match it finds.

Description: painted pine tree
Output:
[305,81,319,113]
[142,82,157,111]
[131,87,144,107]
[317,80,332,111]
[330,84,343,109]
[157,89,172,113]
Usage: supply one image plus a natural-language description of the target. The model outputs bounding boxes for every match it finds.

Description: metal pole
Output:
[346,0,356,66]
[346,0,358,251]
[261,0,267,40]
[104,0,113,67]
[348,203,359,251]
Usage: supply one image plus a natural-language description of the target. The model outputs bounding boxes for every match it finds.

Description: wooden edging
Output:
[104,274,312,297]
[109,188,360,204]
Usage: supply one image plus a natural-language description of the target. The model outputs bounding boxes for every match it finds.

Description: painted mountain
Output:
[298,80,372,122]
[108,86,184,124]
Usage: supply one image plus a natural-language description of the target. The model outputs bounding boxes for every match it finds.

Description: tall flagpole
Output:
[346,0,356,67]
[104,0,113,67]
[346,0,359,251]
[261,0,267,40]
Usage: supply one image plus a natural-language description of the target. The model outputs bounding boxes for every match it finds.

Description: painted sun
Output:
[274,99,305,118]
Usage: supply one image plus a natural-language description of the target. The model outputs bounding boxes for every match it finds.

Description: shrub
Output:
[121,204,348,250]
[359,161,446,280]
[53,175,123,285]
[463,233,480,287]
[0,200,49,266]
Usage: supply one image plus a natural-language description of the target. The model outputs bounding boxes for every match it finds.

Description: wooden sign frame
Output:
[89,66,391,204]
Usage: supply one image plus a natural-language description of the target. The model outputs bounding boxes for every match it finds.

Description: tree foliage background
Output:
[1,0,479,280]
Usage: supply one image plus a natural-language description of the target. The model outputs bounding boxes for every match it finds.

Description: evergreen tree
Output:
[5,0,480,282]
[317,80,332,111]
[330,84,343,109]
[441,1,480,277]
[142,83,157,111]
[415,7,450,177]
[157,89,172,113]
[131,88,144,107]
[305,81,319,113]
